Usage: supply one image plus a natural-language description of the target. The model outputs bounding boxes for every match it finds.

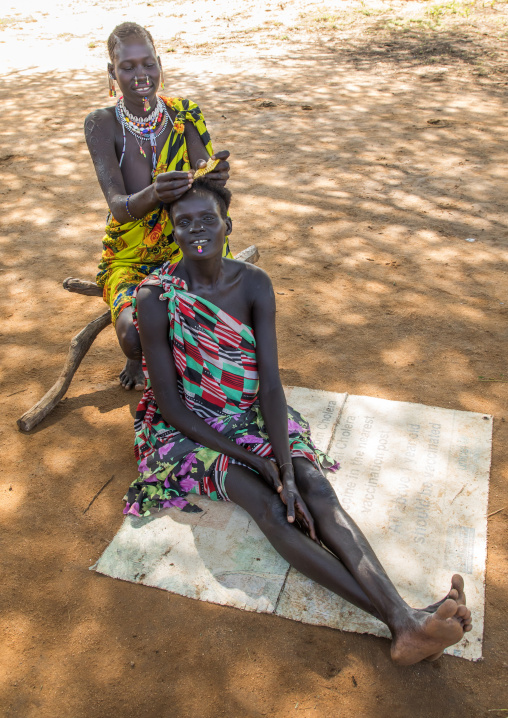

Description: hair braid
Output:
[107,22,156,61]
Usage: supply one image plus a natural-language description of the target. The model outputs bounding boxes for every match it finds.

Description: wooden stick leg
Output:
[63,277,103,296]
[233,245,260,264]
[17,310,112,432]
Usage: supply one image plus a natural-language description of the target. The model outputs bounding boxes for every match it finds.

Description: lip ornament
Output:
[197,245,203,253]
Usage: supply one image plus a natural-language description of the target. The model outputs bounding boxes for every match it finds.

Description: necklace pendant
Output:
[143,97,151,112]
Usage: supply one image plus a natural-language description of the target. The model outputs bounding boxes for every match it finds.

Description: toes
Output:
[119,372,134,390]
[451,574,465,598]
[456,605,469,619]
[454,604,472,632]
[448,588,459,601]
[436,598,459,620]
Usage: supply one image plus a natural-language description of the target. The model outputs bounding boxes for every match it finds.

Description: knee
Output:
[257,493,288,533]
[299,470,338,505]
[116,315,141,360]
[313,476,338,503]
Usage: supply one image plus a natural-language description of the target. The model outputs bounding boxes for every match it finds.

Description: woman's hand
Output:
[250,455,283,493]
[196,150,230,186]
[279,465,319,543]
[153,171,193,203]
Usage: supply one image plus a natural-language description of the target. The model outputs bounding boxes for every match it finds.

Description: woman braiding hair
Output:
[67,22,231,390]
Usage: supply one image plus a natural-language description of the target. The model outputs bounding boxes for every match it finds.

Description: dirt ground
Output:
[1,0,508,716]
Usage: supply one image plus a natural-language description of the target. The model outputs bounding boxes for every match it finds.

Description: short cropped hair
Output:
[107,22,156,61]
[168,178,232,221]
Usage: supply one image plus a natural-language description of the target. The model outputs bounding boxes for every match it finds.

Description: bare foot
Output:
[63,277,103,297]
[423,574,468,615]
[391,597,472,666]
[423,575,472,661]
[119,359,144,390]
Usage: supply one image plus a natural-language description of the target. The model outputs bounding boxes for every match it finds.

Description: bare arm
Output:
[136,285,276,479]
[84,109,159,223]
[251,269,292,468]
[251,269,318,538]
[84,109,193,223]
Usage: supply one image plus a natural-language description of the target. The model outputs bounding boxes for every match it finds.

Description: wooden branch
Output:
[63,277,103,296]
[17,310,112,433]
[234,244,259,265]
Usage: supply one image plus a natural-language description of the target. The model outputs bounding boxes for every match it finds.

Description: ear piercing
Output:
[108,72,116,98]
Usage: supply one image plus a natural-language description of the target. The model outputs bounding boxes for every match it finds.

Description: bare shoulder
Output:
[137,283,164,305]
[226,259,274,302]
[84,106,116,139]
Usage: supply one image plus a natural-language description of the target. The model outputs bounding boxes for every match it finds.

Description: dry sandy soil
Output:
[1,0,508,715]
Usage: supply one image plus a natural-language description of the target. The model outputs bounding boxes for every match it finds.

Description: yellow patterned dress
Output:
[96,96,232,325]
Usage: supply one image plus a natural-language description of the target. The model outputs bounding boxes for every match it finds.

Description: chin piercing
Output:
[143,97,151,112]
[197,245,203,253]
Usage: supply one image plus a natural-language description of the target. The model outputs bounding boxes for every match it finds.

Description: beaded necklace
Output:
[116,96,173,175]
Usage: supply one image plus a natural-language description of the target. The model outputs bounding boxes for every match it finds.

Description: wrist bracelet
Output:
[126,194,140,221]
[279,461,293,470]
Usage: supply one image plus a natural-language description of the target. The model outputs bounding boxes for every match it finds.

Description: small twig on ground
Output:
[83,475,115,514]
[451,485,465,503]
[7,389,27,397]
[487,506,506,519]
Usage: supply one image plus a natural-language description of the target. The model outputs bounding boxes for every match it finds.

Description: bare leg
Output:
[292,458,472,664]
[224,465,384,620]
[115,306,144,391]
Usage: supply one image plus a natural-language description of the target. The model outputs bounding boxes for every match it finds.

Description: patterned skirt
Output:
[124,402,339,517]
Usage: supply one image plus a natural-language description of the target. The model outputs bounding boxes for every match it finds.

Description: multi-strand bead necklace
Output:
[115,96,172,175]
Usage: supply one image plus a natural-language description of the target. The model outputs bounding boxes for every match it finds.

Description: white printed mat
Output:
[94,388,492,661]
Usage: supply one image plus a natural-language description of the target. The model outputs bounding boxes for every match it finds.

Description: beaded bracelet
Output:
[125,194,140,221]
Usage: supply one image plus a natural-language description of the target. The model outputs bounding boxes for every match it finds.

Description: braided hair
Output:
[168,178,232,221]
[107,22,156,61]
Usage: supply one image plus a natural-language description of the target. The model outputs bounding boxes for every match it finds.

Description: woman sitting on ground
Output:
[127,178,472,665]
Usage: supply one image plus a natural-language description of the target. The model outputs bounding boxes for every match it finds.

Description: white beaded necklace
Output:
[116,96,173,175]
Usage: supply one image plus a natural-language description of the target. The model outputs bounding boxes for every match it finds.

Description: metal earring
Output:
[108,72,116,98]
[160,68,165,91]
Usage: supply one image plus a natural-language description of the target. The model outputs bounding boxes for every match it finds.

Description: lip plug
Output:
[197,245,203,253]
